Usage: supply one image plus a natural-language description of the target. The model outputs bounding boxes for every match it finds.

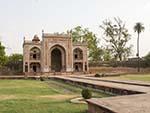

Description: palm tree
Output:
[134,22,145,72]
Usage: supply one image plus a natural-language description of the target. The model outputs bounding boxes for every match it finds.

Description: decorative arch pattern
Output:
[73,48,83,72]
[73,48,83,60]
[30,62,41,72]
[30,47,41,60]
[50,45,66,72]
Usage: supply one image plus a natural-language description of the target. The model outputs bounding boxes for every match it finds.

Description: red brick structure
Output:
[23,32,88,75]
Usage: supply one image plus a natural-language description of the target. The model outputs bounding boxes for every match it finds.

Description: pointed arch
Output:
[50,45,66,72]
[30,47,41,60]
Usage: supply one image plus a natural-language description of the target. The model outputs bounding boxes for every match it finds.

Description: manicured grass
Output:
[0,79,110,113]
[120,74,150,82]
[107,74,150,82]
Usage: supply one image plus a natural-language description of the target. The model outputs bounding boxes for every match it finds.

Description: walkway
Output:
[51,75,150,113]
[52,76,150,93]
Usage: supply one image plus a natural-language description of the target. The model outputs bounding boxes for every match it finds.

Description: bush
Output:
[94,73,105,77]
[101,73,106,77]
[81,88,92,99]
[95,73,100,77]
[40,77,45,81]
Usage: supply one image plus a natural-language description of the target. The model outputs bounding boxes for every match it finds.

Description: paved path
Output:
[51,76,150,113]
[70,76,150,87]
[87,94,150,113]
[53,76,150,93]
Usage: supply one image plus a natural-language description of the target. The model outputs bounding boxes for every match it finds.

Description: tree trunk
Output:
[119,53,122,61]
[137,33,140,72]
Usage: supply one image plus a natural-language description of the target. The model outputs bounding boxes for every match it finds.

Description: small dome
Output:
[32,35,40,42]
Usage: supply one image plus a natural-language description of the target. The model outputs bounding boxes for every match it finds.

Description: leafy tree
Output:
[100,17,132,61]
[144,52,150,66]
[102,47,112,61]
[6,54,23,72]
[134,22,145,72]
[0,42,7,67]
[90,46,103,61]
[69,26,103,61]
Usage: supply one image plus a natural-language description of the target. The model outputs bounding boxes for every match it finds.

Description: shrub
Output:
[95,73,106,77]
[81,88,92,99]
[40,77,45,81]
[101,73,106,77]
[95,73,100,77]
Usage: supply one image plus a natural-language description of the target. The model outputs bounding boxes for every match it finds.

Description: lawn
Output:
[0,79,110,113]
[106,74,150,82]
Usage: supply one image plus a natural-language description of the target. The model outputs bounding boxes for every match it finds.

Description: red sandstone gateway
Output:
[23,32,88,76]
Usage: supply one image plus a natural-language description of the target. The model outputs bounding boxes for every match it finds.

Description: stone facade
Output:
[23,33,88,75]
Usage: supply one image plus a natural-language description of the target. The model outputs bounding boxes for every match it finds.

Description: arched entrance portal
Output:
[30,63,41,72]
[51,48,62,72]
[50,45,66,72]
[73,48,83,72]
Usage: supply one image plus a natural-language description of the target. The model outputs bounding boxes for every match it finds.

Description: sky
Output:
[0,0,150,57]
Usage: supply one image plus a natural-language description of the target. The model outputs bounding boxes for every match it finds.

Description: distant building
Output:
[23,32,88,75]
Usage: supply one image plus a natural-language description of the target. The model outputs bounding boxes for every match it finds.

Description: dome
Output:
[32,35,40,42]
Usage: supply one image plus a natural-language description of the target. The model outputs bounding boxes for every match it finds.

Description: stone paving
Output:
[87,94,150,113]
[52,76,150,113]
[71,76,150,87]
[53,76,150,93]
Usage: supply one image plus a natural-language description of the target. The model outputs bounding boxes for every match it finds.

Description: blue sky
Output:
[0,0,150,57]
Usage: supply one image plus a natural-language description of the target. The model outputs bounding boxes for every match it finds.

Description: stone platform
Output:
[87,94,150,113]
[51,76,150,94]
[71,76,150,87]
[51,76,150,113]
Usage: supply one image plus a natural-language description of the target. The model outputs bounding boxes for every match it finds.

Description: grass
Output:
[0,79,110,113]
[106,74,150,82]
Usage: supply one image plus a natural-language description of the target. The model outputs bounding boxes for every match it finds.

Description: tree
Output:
[0,41,7,67]
[144,52,150,67]
[134,22,145,72]
[90,46,103,61]
[100,17,132,61]
[69,26,103,61]
[6,54,23,72]
[102,47,112,61]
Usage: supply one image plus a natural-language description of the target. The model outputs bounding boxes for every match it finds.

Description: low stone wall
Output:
[0,75,40,80]
[89,67,150,74]
[51,77,144,96]
[86,94,150,113]
[51,76,150,113]
[87,102,116,113]
[24,72,87,76]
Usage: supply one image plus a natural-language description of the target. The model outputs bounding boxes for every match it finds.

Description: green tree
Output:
[90,47,103,61]
[6,54,23,72]
[102,47,112,61]
[144,52,150,67]
[134,22,145,72]
[0,41,7,67]
[69,26,103,61]
[100,17,132,61]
